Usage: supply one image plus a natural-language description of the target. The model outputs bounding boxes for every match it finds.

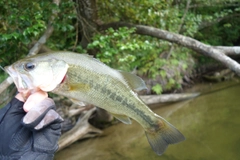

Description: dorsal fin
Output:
[119,70,148,94]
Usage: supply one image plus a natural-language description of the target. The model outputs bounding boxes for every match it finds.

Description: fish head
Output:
[5,55,69,92]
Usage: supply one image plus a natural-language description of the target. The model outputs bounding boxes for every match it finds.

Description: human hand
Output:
[0,91,63,160]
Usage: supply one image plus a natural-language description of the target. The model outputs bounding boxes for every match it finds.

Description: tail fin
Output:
[145,117,185,155]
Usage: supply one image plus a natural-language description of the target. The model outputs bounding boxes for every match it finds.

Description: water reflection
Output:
[55,80,240,160]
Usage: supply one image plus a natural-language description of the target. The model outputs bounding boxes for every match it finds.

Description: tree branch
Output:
[213,46,240,55]
[100,22,240,76]
[167,0,191,59]
[198,14,240,30]
[27,25,54,57]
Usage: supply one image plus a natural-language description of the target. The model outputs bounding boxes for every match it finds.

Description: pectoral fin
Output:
[119,70,148,94]
[70,98,87,106]
[111,113,132,124]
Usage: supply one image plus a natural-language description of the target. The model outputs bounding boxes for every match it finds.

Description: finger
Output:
[15,90,31,102]
[23,90,48,112]
[15,93,26,102]
[23,98,55,125]
[34,109,64,130]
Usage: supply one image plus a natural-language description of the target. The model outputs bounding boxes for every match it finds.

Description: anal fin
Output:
[112,113,132,124]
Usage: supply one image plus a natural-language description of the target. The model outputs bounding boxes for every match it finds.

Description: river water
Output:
[55,80,240,160]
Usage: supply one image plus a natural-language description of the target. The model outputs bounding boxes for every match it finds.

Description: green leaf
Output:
[152,84,163,95]
[160,70,167,78]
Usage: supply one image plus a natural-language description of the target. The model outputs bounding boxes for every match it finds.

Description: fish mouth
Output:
[4,66,29,92]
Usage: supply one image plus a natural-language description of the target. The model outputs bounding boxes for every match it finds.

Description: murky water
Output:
[55,80,240,160]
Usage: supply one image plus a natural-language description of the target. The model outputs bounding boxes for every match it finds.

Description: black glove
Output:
[0,97,63,160]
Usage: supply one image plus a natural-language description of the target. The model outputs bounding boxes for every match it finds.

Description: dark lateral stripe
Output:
[70,73,155,126]
[110,93,116,100]
[116,96,122,102]
[127,101,154,125]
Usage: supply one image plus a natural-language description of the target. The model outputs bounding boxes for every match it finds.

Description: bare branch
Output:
[167,0,191,59]
[100,22,240,76]
[213,46,240,55]
[27,25,54,57]
[178,0,191,33]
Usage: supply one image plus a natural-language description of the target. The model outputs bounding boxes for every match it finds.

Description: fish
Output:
[5,51,185,155]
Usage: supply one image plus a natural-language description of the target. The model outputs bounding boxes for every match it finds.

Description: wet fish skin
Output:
[5,51,185,155]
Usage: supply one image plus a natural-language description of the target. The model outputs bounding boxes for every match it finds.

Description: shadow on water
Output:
[55,80,240,160]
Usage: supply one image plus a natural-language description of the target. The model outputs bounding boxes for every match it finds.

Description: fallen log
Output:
[140,93,200,105]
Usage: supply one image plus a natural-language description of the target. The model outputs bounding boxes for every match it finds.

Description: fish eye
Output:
[24,62,35,71]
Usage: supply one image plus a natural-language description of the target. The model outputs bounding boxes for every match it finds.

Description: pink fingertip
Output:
[23,104,31,112]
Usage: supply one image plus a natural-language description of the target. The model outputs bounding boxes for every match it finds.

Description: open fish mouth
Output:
[4,66,29,92]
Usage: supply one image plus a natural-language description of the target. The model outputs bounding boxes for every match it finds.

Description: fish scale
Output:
[57,64,145,118]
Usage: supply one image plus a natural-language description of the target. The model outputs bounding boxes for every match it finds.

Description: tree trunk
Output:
[75,0,98,49]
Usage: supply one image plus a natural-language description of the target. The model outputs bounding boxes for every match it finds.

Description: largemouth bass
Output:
[5,51,185,155]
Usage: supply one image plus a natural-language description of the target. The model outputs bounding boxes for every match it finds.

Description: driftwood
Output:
[58,107,103,151]
[203,69,235,82]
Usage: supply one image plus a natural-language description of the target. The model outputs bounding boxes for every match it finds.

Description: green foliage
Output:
[92,0,225,93]
[0,73,8,83]
[0,0,52,66]
[47,1,78,51]
[193,1,240,46]
[152,84,163,95]
[0,0,77,68]
[1,0,239,94]
[88,27,156,71]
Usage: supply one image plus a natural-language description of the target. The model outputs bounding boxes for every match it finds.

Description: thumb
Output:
[23,90,48,112]
[23,98,63,130]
